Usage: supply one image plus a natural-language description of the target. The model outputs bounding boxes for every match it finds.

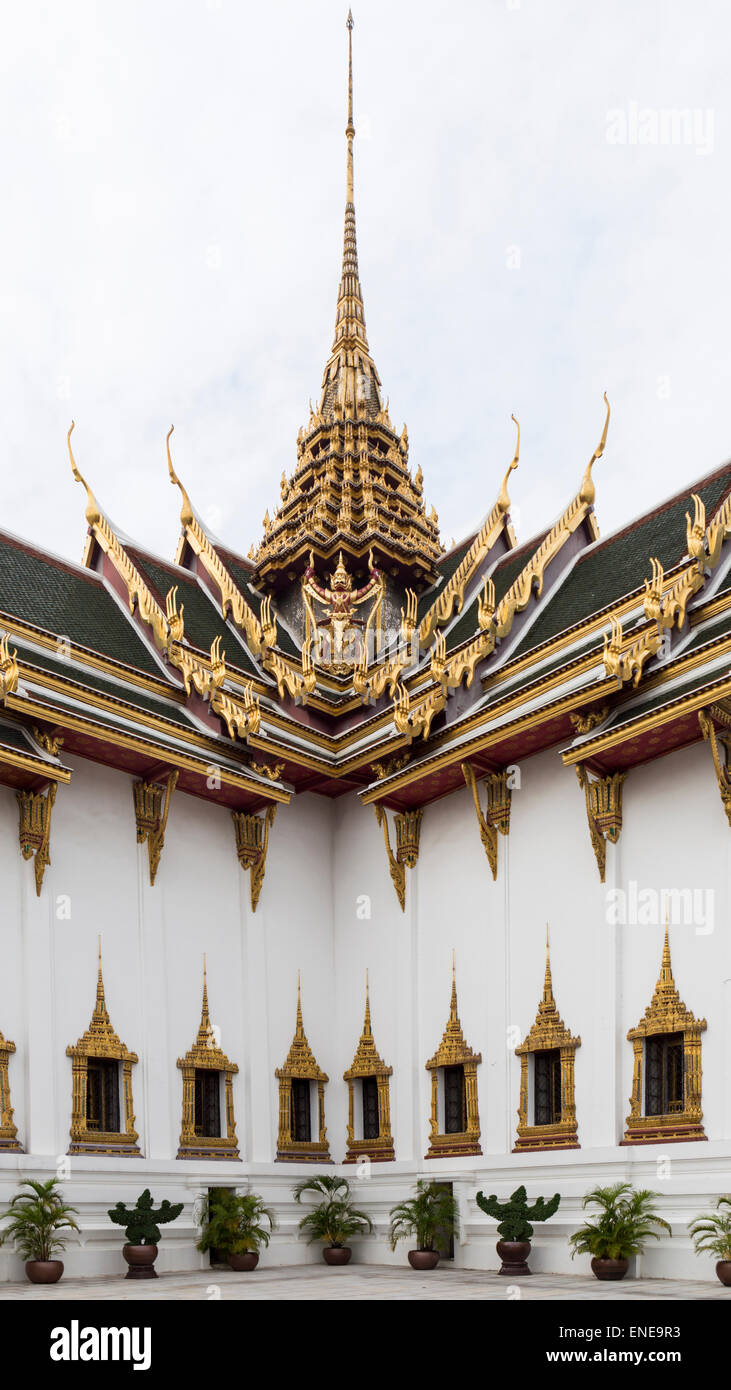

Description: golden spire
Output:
[363,968,372,1037]
[95,935,110,1027]
[652,910,677,1001]
[196,954,217,1049]
[296,969,304,1036]
[449,948,459,1023]
[541,924,555,1010]
[331,10,370,357]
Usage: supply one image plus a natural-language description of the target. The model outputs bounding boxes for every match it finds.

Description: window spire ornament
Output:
[425,954,482,1158]
[623,919,707,1145]
[66,939,140,1156]
[514,926,581,1152]
[343,972,394,1163]
[275,973,330,1162]
[176,957,240,1160]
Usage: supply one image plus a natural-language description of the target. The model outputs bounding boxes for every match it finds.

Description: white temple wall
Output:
[1,738,730,1279]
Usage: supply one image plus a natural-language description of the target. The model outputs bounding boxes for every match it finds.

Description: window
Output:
[444,1065,466,1134]
[291,1079,311,1143]
[362,1076,379,1140]
[194,1070,222,1138]
[534,1049,562,1126]
[645,1033,684,1116]
[86,1058,120,1133]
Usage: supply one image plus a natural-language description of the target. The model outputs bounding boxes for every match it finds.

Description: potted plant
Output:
[107,1188,184,1279]
[569,1182,671,1280]
[0,1177,80,1284]
[196,1189,277,1271]
[389,1180,459,1270]
[476,1185,560,1275]
[293,1174,372,1265]
[688,1195,731,1285]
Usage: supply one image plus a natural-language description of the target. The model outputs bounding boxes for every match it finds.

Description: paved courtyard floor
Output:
[0,1265,725,1300]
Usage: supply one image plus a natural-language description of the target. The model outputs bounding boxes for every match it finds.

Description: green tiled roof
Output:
[0,534,163,678]
[446,534,546,652]
[598,661,729,731]
[128,550,258,677]
[416,537,474,624]
[16,641,197,732]
[512,465,731,660]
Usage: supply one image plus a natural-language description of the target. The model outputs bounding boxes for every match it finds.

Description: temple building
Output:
[0,16,729,1279]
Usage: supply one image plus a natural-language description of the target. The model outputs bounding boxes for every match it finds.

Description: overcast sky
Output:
[1,0,729,570]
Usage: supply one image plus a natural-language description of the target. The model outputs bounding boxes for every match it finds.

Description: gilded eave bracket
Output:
[17,781,57,896]
[373,804,422,911]
[133,770,178,887]
[575,764,626,883]
[232,804,277,912]
[461,762,511,881]
[698,707,731,826]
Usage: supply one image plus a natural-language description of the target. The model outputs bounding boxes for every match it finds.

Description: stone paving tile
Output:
[0,1265,725,1301]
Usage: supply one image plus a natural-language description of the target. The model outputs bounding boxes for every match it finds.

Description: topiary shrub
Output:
[107,1189,184,1246]
[475,1185,560,1241]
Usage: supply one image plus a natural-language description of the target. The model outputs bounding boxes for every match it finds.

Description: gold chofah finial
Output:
[68,421,101,526]
[497,414,520,512]
[580,392,610,506]
[166,425,194,528]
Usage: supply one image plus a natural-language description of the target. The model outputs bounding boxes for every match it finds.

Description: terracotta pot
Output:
[715,1261,731,1286]
[408,1249,440,1271]
[591,1257,629,1281]
[123,1244,159,1280]
[228,1252,259,1272]
[496,1240,532,1275]
[323,1246,352,1266]
[26,1260,64,1285]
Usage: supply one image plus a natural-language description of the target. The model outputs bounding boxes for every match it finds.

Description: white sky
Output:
[1,0,729,568]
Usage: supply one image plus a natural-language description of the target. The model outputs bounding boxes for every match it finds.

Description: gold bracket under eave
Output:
[575,765,626,883]
[17,781,57,896]
[373,804,423,912]
[232,804,277,912]
[461,762,511,881]
[698,707,731,826]
[133,770,179,886]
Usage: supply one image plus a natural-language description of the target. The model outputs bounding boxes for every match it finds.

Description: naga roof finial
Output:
[580,392,610,506]
[166,425,194,528]
[67,421,101,527]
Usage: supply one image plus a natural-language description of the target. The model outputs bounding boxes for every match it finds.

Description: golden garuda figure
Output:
[302,549,383,672]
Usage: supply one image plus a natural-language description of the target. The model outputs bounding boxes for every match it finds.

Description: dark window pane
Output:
[291,1079,311,1142]
[194,1070,221,1138]
[646,1033,684,1116]
[86,1059,120,1132]
[534,1049,561,1126]
[362,1076,379,1140]
[444,1065,466,1134]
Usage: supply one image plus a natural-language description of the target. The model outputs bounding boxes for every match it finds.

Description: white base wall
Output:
[0,739,729,1283]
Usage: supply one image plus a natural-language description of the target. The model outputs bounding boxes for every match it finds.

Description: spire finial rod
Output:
[346,11,355,204]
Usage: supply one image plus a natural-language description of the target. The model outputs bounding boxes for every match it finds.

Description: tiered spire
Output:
[252,14,442,586]
[319,10,383,419]
[195,955,217,1050]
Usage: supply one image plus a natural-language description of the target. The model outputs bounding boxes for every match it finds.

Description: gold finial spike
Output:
[543,925,554,1005]
[346,11,355,203]
[94,936,110,1025]
[363,969,372,1036]
[201,954,210,1027]
[660,909,673,984]
[449,951,459,1021]
[68,421,101,526]
[296,970,304,1034]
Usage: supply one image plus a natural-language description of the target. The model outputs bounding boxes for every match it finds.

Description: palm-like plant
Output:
[0,1179,80,1262]
[293,1174,372,1249]
[196,1190,277,1257]
[569,1183,671,1261]
[389,1180,459,1253]
[688,1196,731,1260]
